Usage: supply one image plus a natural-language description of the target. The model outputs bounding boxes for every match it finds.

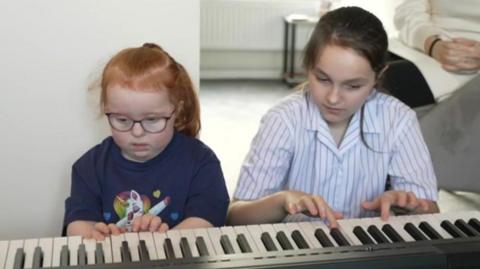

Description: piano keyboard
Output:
[1,211,480,269]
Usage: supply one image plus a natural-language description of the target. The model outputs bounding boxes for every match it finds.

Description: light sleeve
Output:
[234,110,294,200]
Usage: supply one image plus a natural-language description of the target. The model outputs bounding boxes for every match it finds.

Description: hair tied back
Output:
[142,42,162,50]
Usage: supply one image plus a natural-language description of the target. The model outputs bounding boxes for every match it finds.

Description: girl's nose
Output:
[326,86,340,105]
[131,122,145,137]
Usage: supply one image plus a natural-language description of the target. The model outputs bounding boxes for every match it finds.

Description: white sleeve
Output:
[233,110,294,200]
[394,0,443,51]
[388,111,438,201]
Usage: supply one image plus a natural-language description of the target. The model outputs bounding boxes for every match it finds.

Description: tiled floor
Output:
[199,79,480,213]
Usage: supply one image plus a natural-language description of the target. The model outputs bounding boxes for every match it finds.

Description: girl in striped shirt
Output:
[228,7,439,227]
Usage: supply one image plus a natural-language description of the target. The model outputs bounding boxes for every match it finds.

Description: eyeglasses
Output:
[105,110,175,133]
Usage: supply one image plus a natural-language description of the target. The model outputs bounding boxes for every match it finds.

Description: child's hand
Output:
[92,222,126,241]
[283,190,343,228]
[131,214,169,233]
[362,190,430,221]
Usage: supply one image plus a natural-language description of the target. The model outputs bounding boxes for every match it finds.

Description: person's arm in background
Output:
[427,36,480,72]
[394,0,441,51]
[395,0,479,72]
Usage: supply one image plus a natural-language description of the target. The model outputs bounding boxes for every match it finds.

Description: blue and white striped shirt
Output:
[234,89,438,220]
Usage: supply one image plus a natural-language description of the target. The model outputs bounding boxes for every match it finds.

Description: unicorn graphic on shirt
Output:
[116,190,145,229]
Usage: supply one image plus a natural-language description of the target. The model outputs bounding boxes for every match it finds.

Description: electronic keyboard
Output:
[1,211,480,269]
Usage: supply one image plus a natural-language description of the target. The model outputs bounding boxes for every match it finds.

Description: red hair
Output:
[100,43,200,137]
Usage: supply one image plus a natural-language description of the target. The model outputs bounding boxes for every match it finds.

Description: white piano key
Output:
[38,237,53,267]
[100,236,113,263]
[124,233,140,262]
[272,223,298,249]
[441,210,476,225]
[82,238,96,265]
[245,225,268,253]
[152,232,167,260]
[67,236,82,266]
[469,210,480,220]
[220,226,242,254]
[337,219,362,246]
[353,218,378,244]
[138,232,158,260]
[51,237,67,267]
[179,229,200,257]
[206,227,225,255]
[296,222,322,248]
[310,221,341,247]
[284,222,313,249]
[193,228,217,255]
[110,234,125,263]
[5,240,23,269]
[398,214,430,240]
[388,215,416,242]
[0,241,9,269]
[166,230,183,258]
[259,224,282,251]
[421,214,453,239]
[233,225,260,253]
[23,239,38,269]
[439,211,478,235]
[362,217,392,243]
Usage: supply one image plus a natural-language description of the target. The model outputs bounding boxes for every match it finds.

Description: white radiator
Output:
[201,0,321,51]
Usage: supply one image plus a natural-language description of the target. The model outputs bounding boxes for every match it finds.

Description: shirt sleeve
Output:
[183,152,230,227]
[63,158,103,235]
[233,110,294,200]
[388,111,438,201]
[394,0,443,51]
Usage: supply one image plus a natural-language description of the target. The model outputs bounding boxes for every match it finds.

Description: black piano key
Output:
[367,225,389,244]
[77,244,87,265]
[276,231,294,250]
[164,238,176,260]
[419,221,443,240]
[330,228,350,246]
[120,241,132,262]
[13,248,25,269]
[180,237,193,258]
[60,245,70,266]
[138,240,150,261]
[468,218,480,233]
[404,223,428,241]
[314,228,334,247]
[291,230,310,249]
[353,226,375,245]
[95,243,105,264]
[195,236,210,256]
[220,235,235,254]
[454,219,480,237]
[32,246,43,269]
[441,220,467,238]
[382,224,405,243]
[236,234,253,253]
[261,232,278,251]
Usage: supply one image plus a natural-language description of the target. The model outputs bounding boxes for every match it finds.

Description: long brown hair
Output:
[303,7,388,150]
[100,43,201,137]
[303,6,388,75]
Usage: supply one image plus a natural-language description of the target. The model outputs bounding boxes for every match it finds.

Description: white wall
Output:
[0,0,199,240]
[200,0,403,79]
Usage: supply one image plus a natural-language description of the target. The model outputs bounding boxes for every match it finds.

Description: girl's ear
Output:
[376,64,389,82]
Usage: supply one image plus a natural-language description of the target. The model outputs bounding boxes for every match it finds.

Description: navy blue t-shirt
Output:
[63,132,229,233]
